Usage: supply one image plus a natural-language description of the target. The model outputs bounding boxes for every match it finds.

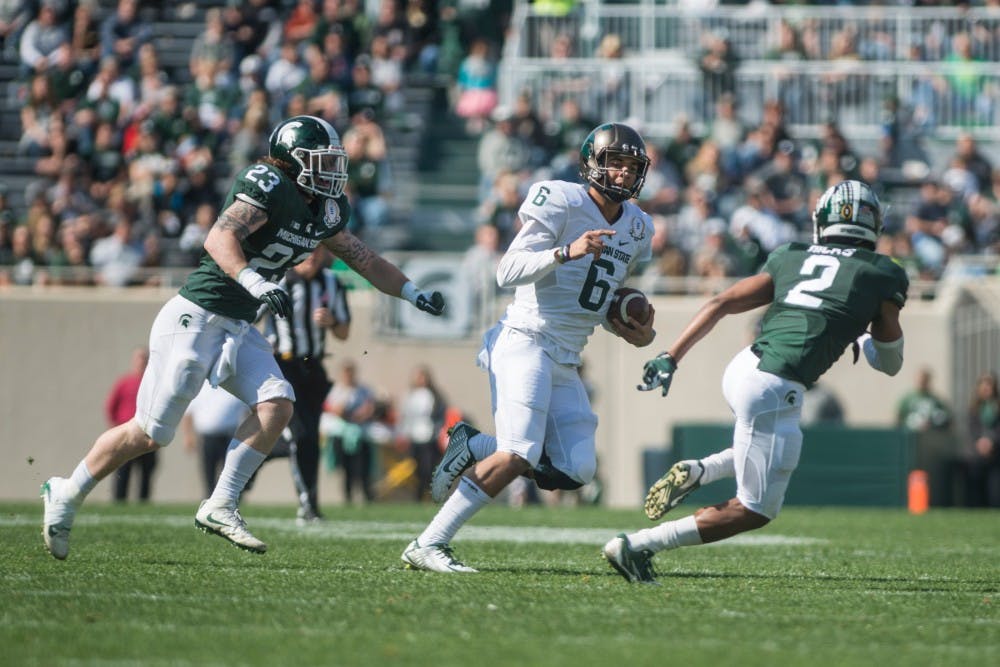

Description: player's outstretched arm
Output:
[322,231,444,316]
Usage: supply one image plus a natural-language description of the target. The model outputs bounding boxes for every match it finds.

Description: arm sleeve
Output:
[860,333,904,376]
[495,219,561,288]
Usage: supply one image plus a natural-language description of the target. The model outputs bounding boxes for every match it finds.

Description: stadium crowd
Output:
[0,0,999,291]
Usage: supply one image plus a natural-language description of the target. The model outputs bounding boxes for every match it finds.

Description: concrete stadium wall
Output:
[0,285,954,508]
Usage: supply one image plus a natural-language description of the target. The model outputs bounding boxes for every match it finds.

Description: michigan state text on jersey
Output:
[181,163,351,322]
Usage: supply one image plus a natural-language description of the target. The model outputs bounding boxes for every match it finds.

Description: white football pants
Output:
[722,345,805,519]
[477,324,597,484]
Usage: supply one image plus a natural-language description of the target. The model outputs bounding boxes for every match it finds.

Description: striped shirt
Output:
[262,267,351,360]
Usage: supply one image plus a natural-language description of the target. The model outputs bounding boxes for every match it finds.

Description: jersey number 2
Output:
[785,255,840,308]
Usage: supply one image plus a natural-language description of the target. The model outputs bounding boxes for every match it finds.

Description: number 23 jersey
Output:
[499,180,654,365]
[180,162,351,322]
[754,242,909,386]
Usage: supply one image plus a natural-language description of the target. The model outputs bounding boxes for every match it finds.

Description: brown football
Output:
[607,287,651,328]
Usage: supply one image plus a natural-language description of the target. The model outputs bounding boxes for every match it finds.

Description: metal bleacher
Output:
[500,2,1000,145]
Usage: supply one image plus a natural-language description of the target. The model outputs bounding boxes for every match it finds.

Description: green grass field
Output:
[2,502,997,667]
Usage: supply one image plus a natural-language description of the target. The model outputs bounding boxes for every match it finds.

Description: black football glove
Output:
[637,352,677,397]
[260,288,292,318]
[415,290,445,316]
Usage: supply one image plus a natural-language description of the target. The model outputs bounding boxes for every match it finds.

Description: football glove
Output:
[402,281,445,316]
[237,267,292,318]
[637,352,677,397]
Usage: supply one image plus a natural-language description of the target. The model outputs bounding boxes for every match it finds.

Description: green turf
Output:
[3,502,997,667]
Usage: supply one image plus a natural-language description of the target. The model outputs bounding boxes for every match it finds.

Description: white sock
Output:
[698,448,735,485]
[418,477,491,546]
[627,515,703,553]
[208,441,267,506]
[69,460,97,501]
[468,433,497,461]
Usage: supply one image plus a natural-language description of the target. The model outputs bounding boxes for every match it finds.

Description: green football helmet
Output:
[268,115,349,199]
[812,179,883,248]
[579,123,650,203]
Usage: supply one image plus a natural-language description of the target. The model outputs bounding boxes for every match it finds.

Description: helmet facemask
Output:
[291,145,349,199]
[586,149,650,203]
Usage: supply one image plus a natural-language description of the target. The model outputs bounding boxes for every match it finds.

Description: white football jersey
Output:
[498,180,654,365]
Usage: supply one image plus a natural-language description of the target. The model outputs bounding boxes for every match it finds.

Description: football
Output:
[606,287,651,328]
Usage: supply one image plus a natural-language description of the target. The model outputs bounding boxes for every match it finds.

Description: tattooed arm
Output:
[203,199,270,278]
[322,229,410,297]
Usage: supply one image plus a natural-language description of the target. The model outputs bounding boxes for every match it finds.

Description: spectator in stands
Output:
[324,360,378,504]
[368,32,406,116]
[89,217,143,287]
[223,0,282,68]
[190,8,236,78]
[593,32,629,122]
[460,221,503,313]
[100,0,152,73]
[709,92,744,155]
[343,111,392,236]
[952,133,993,194]
[398,365,447,502]
[510,91,550,168]
[945,31,988,126]
[18,0,69,77]
[313,0,362,61]
[476,105,532,202]
[107,347,155,502]
[454,37,498,135]
[906,179,958,279]
[757,139,809,229]
[728,177,796,254]
[662,116,702,185]
[683,140,728,200]
[85,55,137,128]
[696,28,738,118]
[636,143,683,217]
[295,42,346,122]
[765,19,810,123]
[476,171,524,252]
[345,54,386,120]
[672,184,716,262]
[961,371,1000,507]
[316,26,353,92]
[0,0,33,56]
[70,0,101,76]
[691,217,738,282]
[18,73,58,158]
[801,383,846,426]
[284,0,319,44]
[897,367,952,433]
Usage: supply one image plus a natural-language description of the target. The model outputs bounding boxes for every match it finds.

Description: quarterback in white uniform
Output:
[402,123,657,573]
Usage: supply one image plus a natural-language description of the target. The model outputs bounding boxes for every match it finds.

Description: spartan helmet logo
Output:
[179,314,192,328]
[277,121,305,147]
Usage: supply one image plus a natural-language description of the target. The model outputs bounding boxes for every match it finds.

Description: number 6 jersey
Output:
[180,162,352,322]
[497,180,654,365]
[754,241,909,386]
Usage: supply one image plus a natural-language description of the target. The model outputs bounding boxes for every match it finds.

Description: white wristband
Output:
[401,280,420,306]
[237,267,267,298]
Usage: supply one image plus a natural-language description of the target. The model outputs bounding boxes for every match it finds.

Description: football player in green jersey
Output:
[41,115,445,560]
[603,180,908,584]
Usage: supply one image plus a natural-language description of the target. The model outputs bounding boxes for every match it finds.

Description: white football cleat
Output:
[195,500,267,554]
[644,460,705,520]
[602,533,658,584]
[41,477,80,560]
[431,421,479,502]
[401,540,477,573]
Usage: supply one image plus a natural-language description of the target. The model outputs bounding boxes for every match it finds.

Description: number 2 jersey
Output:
[180,162,351,322]
[754,242,909,387]
[497,180,654,365]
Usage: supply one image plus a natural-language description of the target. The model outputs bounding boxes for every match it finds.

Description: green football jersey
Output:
[754,242,909,386]
[180,162,351,322]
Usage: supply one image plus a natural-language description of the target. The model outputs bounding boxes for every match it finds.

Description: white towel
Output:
[208,320,250,388]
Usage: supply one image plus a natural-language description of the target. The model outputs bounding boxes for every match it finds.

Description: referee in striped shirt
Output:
[263,246,350,522]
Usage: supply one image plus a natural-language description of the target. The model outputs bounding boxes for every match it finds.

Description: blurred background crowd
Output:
[1,0,1000,292]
